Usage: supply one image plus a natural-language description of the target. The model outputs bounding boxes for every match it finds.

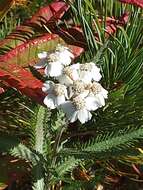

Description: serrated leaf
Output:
[0,0,69,51]
[55,157,80,177]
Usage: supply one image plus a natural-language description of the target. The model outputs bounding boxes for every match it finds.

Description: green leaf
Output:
[10,143,40,166]
[55,157,80,177]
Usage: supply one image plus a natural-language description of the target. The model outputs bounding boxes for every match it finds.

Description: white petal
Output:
[72,69,79,81]
[80,71,92,83]
[70,111,78,123]
[43,95,56,109]
[85,96,99,111]
[60,101,76,121]
[79,90,90,99]
[77,109,92,124]
[57,75,73,86]
[61,49,74,58]
[44,65,50,76]
[89,62,102,81]
[70,63,80,70]
[65,49,74,58]
[55,95,66,106]
[58,54,72,66]
[42,81,54,93]
[101,88,108,99]
[38,51,48,59]
[92,71,102,82]
[45,62,64,77]
[96,94,105,106]
[34,59,47,69]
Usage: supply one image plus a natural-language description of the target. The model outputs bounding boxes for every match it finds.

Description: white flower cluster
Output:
[35,44,108,124]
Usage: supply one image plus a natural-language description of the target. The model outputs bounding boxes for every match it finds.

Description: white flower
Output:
[42,81,68,109]
[79,62,102,83]
[88,82,108,107]
[35,45,74,77]
[34,51,48,69]
[56,44,74,66]
[56,64,79,86]
[60,94,99,124]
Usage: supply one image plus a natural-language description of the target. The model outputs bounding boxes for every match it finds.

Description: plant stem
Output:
[52,125,66,165]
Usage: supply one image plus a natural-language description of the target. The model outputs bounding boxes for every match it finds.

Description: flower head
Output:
[43,81,68,109]
[60,93,99,124]
[88,82,108,107]
[79,62,102,83]
[45,52,65,77]
[55,44,74,66]
[35,45,74,77]
[35,44,108,124]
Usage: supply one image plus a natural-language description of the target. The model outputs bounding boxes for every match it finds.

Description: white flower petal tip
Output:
[88,82,108,107]
[38,51,48,59]
[44,95,56,109]
[56,44,74,57]
[34,51,48,69]
[55,44,74,66]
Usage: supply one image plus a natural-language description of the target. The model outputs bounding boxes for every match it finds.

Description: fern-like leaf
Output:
[10,143,40,166]
[55,157,80,178]
[60,127,143,159]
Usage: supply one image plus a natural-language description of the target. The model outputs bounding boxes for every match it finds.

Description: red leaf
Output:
[53,26,87,49]
[103,12,129,36]
[0,0,69,50]
[0,34,59,65]
[0,67,45,104]
[28,0,69,26]
[0,33,84,66]
[119,0,143,8]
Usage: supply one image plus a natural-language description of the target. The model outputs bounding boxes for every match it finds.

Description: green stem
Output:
[52,125,66,165]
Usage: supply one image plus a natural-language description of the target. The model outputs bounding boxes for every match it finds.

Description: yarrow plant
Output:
[35,45,108,124]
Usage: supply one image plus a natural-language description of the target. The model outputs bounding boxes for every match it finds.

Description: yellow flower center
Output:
[91,82,102,95]
[53,84,65,96]
[73,96,85,110]
[72,80,85,95]
[63,67,73,79]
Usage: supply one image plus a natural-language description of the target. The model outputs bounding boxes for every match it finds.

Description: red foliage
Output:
[0,0,69,49]
[0,34,58,64]
[28,0,69,26]
[102,12,129,36]
[119,0,143,8]
[0,67,45,104]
